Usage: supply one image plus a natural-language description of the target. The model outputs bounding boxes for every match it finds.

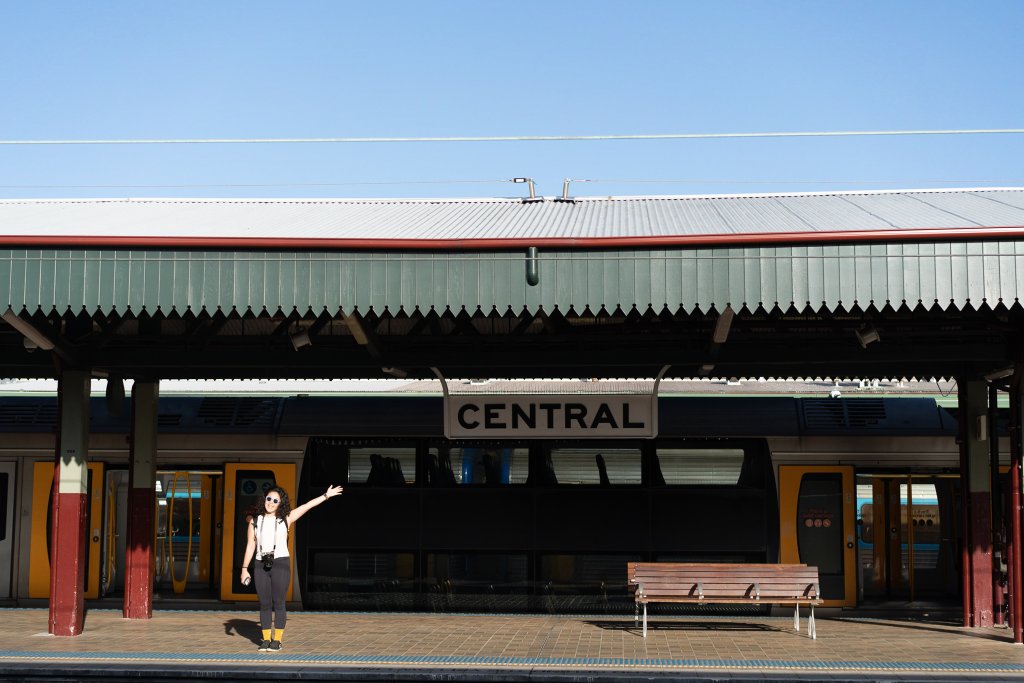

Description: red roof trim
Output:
[2,225,1024,249]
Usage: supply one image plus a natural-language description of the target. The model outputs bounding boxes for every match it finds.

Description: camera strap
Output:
[257,514,279,559]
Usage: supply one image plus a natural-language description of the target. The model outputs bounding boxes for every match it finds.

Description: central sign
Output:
[444,394,657,439]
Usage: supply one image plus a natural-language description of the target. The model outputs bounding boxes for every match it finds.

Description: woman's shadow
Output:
[224,618,263,645]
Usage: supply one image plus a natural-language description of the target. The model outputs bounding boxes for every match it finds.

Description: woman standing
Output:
[241,483,343,652]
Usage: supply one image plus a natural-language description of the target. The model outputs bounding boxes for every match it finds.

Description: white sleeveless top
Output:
[255,514,289,559]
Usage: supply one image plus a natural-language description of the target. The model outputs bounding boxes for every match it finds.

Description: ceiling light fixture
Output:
[855,325,880,348]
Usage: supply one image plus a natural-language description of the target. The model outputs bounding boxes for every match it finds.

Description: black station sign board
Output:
[444,394,657,439]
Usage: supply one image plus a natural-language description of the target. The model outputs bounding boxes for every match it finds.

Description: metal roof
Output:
[2,187,1023,248]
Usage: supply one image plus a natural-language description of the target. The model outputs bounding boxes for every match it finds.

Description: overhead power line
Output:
[1,128,1023,146]
[2,177,1023,191]
[0,179,509,190]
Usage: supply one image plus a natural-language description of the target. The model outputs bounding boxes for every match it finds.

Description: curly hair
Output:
[263,486,292,521]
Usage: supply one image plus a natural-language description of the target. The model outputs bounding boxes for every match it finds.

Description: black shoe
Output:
[258,640,271,652]
[269,640,282,652]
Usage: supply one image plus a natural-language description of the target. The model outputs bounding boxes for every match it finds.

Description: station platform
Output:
[1,608,1024,682]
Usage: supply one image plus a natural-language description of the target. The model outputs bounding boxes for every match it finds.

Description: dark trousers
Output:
[253,559,290,631]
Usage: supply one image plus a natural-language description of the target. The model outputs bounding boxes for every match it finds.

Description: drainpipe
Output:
[525,247,539,287]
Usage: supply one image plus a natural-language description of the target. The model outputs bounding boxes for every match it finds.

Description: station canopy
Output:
[1,188,1023,381]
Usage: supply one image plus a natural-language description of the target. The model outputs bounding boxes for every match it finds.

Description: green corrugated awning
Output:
[2,241,1022,315]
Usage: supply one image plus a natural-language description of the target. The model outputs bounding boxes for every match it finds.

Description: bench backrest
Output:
[628,562,819,600]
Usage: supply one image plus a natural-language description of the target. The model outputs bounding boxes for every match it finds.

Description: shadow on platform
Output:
[223,617,263,645]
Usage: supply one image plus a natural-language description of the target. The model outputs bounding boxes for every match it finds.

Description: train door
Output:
[101,469,128,596]
[0,462,15,599]
[28,461,105,599]
[96,469,223,600]
[856,474,960,602]
[778,465,857,607]
[220,463,296,601]
[154,471,223,597]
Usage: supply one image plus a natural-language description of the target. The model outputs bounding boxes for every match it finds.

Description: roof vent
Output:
[802,398,887,432]
[158,413,183,428]
[197,397,278,428]
[0,403,57,427]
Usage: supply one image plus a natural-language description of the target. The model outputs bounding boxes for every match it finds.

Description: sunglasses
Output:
[265,496,280,504]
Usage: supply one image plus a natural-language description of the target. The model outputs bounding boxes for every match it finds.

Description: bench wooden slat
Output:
[630,598,815,602]
[627,564,822,602]
[634,576,819,583]
[628,562,822,640]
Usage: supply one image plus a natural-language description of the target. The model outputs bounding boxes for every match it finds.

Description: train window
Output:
[426,447,528,486]
[654,448,745,485]
[546,447,641,485]
[308,551,416,586]
[348,447,416,486]
[425,552,529,591]
[540,553,641,588]
[305,551,417,610]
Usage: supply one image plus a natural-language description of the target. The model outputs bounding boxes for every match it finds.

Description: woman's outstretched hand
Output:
[324,484,343,498]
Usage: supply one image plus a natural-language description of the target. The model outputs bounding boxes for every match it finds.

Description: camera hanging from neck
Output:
[258,513,278,570]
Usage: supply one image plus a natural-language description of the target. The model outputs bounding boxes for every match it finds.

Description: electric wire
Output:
[0,179,509,190]
[2,178,1023,191]
[1,128,1023,146]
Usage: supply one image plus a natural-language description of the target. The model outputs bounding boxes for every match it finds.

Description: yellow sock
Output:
[274,628,284,642]
[262,629,272,641]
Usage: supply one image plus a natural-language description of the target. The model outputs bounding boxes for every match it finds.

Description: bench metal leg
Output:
[643,603,648,638]
[635,601,639,626]
[793,603,799,632]
[809,604,816,640]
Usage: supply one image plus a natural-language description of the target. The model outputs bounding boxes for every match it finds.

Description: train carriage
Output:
[0,387,989,613]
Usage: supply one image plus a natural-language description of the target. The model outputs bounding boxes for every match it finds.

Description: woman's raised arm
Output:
[287,484,343,525]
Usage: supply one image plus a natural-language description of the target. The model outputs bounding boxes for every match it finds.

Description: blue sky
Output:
[1,1,1022,199]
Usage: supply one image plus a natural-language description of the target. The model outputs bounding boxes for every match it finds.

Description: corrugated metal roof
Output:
[1,188,1023,247]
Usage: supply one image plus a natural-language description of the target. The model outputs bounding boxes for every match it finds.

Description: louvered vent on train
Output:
[158,413,183,428]
[802,398,887,432]
[197,397,277,428]
[0,403,57,427]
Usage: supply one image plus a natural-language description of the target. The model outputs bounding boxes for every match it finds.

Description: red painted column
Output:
[959,380,994,627]
[1010,372,1024,643]
[48,370,90,636]
[124,381,158,619]
[970,491,995,626]
[991,384,1006,626]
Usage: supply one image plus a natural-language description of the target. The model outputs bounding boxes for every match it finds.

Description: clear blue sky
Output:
[1,1,1022,199]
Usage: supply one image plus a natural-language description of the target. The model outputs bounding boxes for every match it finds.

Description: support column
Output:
[1010,372,1024,643]
[991,383,1005,626]
[960,379,994,627]
[124,381,158,619]
[49,370,90,636]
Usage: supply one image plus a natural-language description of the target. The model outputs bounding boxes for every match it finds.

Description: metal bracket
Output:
[431,367,451,438]
[650,364,670,439]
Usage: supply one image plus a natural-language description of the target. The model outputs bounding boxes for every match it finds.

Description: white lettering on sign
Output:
[445,395,657,439]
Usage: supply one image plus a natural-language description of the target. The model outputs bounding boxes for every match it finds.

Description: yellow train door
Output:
[28,461,105,599]
[778,465,857,607]
[220,463,296,601]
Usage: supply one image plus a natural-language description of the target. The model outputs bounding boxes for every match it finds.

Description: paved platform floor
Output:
[2,608,1024,681]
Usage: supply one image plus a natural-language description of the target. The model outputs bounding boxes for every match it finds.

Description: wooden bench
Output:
[627,562,822,638]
